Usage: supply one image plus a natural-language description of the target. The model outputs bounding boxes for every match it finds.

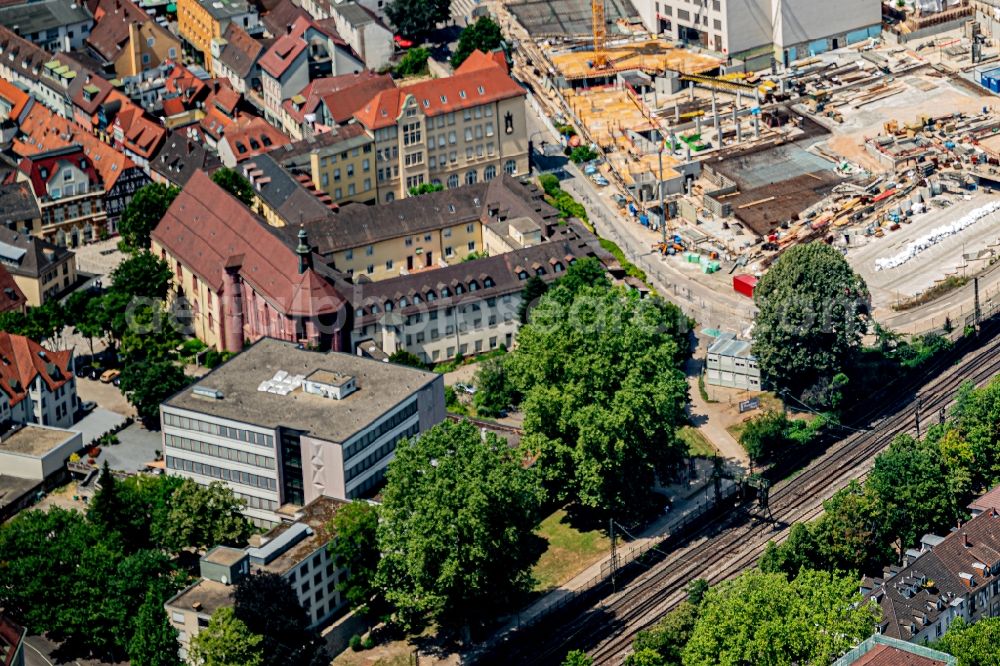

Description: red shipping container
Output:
[733,274,757,298]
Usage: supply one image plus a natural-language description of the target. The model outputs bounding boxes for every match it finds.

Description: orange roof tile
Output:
[0,332,73,406]
[0,79,31,122]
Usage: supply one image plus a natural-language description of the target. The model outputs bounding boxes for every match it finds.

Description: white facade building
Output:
[705,332,760,390]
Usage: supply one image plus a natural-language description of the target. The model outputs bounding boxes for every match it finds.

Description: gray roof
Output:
[217,22,263,79]
[0,0,92,35]
[335,2,377,27]
[707,333,755,359]
[197,0,252,20]
[151,132,222,187]
[163,337,440,444]
[0,182,41,226]
[267,123,371,165]
[240,153,331,225]
[0,227,74,280]
[352,220,606,326]
[283,175,559,256]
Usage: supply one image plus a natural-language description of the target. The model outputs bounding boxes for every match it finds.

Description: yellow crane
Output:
[592,0,608,69]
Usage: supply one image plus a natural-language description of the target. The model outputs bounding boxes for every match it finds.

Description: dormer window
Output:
[459,90,466,99]
[477,85,484,94]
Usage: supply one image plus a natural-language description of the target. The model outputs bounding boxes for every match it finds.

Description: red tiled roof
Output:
[258,19,309,79]
[17,146,103,197]
[164,62,209,104]
[852,644,947,666]
[280,71,391,125]
[223,115,290,161]
[152,170,344,317]
[0,79,31,124]
[162,97,186,117]
[199,106,234,140]
[0,265,26,314]
[0,332,73,406]
[15,103,135,190]
[208,80,241,116]
[114,103,166,159]
[456,48,508,74]
[354,50,524,129]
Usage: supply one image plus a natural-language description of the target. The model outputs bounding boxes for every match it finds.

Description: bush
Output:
[395,47,429,76]
[539,173,561,197]
[569,145,598,163]
[349,634,363,651]
[362,636,375,650]
[204,350,223,368]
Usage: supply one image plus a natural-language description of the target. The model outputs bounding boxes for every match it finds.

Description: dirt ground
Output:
[34,481,89,514]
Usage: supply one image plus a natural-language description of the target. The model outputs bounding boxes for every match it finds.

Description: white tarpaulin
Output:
[874,201,1000,271]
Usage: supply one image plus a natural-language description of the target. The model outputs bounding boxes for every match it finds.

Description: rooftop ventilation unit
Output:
[193,386,224,399]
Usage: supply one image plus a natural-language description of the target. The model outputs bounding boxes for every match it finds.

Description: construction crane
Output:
[591,0,608,69]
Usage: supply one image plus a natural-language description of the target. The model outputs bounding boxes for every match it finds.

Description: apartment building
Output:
[636,0,880,66]
[217,115,291,166]
[258,21,311,124]
[0,26,77,119]
[84,0,181,77]
[863,488,1000,644]
[150,131,222,187]
[15,145,108,248]
[276,71,393,140]
[0,183,42,237]
[212,23,264,94]
[353,49,528,202]
[240,154,335,228]
[350,220,610,364]
[0,332,77,431]
[328,2,393,70]
[266,125,378,206]
[160,337,445,525]
[176,0,259,70]
[0,227,77,307]
[151,170,348,353]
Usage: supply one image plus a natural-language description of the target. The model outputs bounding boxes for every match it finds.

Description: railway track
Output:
[479,326,1000,665]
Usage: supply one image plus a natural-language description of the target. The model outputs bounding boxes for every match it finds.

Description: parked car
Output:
[394,34,414,49]
[611,193,628,207]
[100,369,121,384]
[88,367,101,380]
[592,175,609,187]
[113,375,121,387]
[75,364,93,379]
[79,400,96,414]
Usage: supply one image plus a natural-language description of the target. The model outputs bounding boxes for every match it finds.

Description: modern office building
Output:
[160,337,445,526]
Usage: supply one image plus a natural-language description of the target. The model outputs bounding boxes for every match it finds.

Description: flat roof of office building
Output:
[164,337,439,444]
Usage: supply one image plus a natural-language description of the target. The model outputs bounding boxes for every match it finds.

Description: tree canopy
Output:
[396,46,430,77]
[189,607,264,666]
[517,275,549,324]
[473,355,517,417]
[681,569,879,666]
[508,280,690,518]
[212,167,255,207]
[128,590,183,666]
[752,242,869,400]
[119,358,189,426]
[109,250,173,301]
[376,419,545,632]
[159,479,252,551]
[385,0,449,41]
[234,572,326,666]
[328,500,382,618]
[451,17,504,68]
[119,182,179,251]
[933,617,1000,666]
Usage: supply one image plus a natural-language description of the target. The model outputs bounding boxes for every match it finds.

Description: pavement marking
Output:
[25,641,54,666]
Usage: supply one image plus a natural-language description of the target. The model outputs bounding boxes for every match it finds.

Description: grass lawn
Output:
[532,509,609,593]
[726,420,747,442]
[678,426,717,458]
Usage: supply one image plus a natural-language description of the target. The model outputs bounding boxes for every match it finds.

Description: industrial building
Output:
[705,332,760,390]
[633,0,881,67]
[160,338,445,526]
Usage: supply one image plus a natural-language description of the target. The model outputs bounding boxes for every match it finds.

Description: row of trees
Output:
[0,467,252,663]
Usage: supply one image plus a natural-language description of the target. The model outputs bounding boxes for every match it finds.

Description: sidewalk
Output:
[500,473,736,633]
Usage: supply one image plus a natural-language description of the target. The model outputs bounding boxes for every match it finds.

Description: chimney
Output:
[296,226,311,274]
[964,532,971,548]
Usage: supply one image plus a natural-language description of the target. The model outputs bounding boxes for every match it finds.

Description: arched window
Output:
[441,286,451,297]
[384,301,393,312]
[386,191,395,202]
[484,165,496,181]
[553,262,565,273]
[413,294,422,304]
[454,283,465,294]
[399,296,408,307]
[447,174,459,189]
[483,277,495,288]
[468,280,479,291]
[426,290,437,301]
[504,159,517,175]
[465,169,477,185]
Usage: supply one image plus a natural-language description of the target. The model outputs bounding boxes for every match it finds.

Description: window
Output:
[465,128,473,142]
[169,47,177,58]
[465,170,477,185]
[448,131,457,144]
[403,122,422,146]
[445,246,453,257]
[486,123,494,137]
[504,159,517,175]
[386,259,394,270]
[468,241,476,251]
[484,165,496,181]
[147,37,155,47]
[367,264,374,274]
[365,245,374,256]
[345,248,353,260]
[447,174,459,188]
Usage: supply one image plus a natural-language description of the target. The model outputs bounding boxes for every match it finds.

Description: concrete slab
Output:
[69,408,127,447]
[92,422,162,474]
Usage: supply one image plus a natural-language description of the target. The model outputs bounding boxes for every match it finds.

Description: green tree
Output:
[509,285,689,518]
[738,410,791,466]
[569,145,598,163]
[517,275,549,323]
[752,242,869,399]
[384,0,449,41]
[388,349,427,369]
[119,359,189,426]
[89,462,131,540]
[473,355,516,417]
[867,434,960,556]
[562,650,594,666]
[376,420,546,633]
[451,17,504,68]
[0,301,65,343]
[328,500,382,618]
[109,250,173,302]
[630,600,699,665]
[409,181,444,195]
[933,617,1000,666]
[161,480,252,551]
[951,377,1000,491]
[557,257,610,296]
[119,182,179,251]
[128,590,183,666]
[120,302,183,364]
[189,607,264,666]
[212,167,255,206]
[234,572,326,666]
[396,46,430,76]
[681,569,879,666]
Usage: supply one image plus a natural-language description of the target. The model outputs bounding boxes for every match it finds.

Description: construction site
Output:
[496,0,1000,327]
